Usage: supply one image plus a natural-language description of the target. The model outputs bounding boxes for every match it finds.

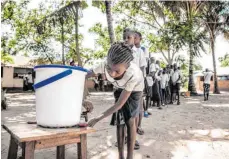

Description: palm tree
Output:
[163,1,206,95]
[203,1,229,94]
[93,1,115,45]
[105,1,115,44]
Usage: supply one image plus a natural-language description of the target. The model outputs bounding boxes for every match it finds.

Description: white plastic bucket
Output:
[34,65,88,127]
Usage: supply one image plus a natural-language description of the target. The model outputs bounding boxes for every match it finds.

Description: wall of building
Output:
[1,66,23,88]
[196,76,229,92]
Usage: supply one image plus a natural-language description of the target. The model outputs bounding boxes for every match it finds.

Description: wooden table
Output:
[3,123,96,159]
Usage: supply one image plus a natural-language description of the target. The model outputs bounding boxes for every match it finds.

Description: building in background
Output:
[1,56,34,90]
[194,67,229,92]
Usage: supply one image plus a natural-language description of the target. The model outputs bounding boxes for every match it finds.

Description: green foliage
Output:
[219,53,229,67]
[1,0,92,65]
[92,1,106,13]
[1,51,14,64]
[88,22,123,59]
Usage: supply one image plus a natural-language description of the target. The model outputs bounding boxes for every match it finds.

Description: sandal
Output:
[137,127,145,135]
[134,140,140,150]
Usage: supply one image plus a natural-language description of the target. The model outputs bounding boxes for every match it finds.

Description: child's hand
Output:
[83,100,93,113]
[88,117,99,127]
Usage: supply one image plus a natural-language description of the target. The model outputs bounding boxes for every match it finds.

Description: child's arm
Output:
[88,90,131,127]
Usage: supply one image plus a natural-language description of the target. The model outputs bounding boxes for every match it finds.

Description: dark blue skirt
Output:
[110,89,142,125]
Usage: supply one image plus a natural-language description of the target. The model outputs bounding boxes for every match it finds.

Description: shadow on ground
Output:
[1,92,229,159]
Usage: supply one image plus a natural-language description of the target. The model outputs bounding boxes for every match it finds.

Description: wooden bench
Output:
[3,123,96,159]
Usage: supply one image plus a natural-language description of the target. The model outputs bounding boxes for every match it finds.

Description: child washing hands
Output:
[87,42,144,159]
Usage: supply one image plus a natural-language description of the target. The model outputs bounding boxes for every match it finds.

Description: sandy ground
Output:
[1,91,229,159]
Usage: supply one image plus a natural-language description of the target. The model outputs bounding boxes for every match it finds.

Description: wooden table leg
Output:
[7,135,18,159]
[57,145,65,159]
[24,141,35,159]
[77,134,87,159]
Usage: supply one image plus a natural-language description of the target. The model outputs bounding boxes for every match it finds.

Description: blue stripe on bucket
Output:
[33,69,73,90]
[34,65,88,73]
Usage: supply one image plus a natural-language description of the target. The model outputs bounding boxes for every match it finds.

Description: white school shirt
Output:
[155,70,162,81]
[149,63,156,73]
[146,76,154,87]
[141,46,149,60]
[204,72,213,84]
[93,61,144,92]
[28,74,33,83]
[172,70,182,84]
[156,64,161,71]
[161,74,169,89]
[132,46,147,68]
[166,73,170,86]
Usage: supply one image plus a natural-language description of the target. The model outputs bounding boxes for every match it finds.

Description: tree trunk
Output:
[210,34,220,94]
[105,1,115,45]
[188,46,197,95]
[74,2,82,66]
[61,20,65,65]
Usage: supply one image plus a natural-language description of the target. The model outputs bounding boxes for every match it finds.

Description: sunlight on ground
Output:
[91,148,143,159]
[186,101,201,104]
[177,129,229,140]
[142,139,156,147]
[202,104,229,108]
[170,140,229,159]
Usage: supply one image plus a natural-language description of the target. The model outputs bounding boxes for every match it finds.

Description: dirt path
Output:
[1,92,229,159]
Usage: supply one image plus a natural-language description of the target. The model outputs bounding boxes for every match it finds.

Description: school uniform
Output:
[203,72,213,94]
[156,71,163,104]
[132,46,147,113]
[151,78,161,106]
[93,61,144,125]
[140,46,150,75]
[149,63,156,75]
[171,70,182,93]
[165,73,171,102]
[132,46,147,70]
[144,75,153,98]
[161,73,169,104]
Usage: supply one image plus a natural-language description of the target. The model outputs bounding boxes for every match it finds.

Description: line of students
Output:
[144,60,182,115]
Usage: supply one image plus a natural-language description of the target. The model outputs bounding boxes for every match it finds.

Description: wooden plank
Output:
[3,124,96,142]
[56,145,65,159]
[24,141,35,159]
[35,136,80,150]
[7,135,18,159]
[77,134,87,159]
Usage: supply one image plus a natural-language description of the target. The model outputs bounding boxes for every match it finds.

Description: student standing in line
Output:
[169,64,174,104]
[171,64,182,105]
[134,31,147,136]
[161,68,169,106]
[149,57,157,77]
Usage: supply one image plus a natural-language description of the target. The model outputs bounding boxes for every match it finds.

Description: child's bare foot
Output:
[137,127,144,135]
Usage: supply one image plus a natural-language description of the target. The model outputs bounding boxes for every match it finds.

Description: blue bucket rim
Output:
[34,65,88,73]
